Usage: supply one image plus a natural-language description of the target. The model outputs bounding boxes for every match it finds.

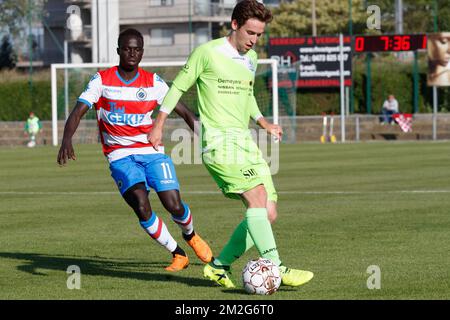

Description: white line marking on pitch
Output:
[1,190,450,196]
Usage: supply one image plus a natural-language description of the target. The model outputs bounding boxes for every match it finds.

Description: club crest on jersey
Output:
[182,64,190,74]
[136,88,147,101]
[246,60,255,72]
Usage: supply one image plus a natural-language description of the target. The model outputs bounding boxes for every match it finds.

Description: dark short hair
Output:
[118,28,144,48]
[231,0,273,28]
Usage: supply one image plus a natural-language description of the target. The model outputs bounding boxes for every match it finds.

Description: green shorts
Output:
[201,130,278,202]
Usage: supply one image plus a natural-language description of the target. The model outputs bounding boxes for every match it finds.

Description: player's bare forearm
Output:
[174,102,198,132]
[57,102,89,166]
[256,116,270,130]
[148,111,169,151]
[257,117,283,140]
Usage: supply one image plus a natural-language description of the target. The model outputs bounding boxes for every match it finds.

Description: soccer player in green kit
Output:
[149,0,313,288]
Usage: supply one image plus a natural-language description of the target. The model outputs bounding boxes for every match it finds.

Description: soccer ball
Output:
[242,258,281,295]
[27,141,36,148]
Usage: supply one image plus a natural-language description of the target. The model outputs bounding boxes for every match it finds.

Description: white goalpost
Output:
[51,59,278,146]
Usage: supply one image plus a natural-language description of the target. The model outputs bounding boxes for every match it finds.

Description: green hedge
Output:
[0,80,51,121]
[1,57,449,121]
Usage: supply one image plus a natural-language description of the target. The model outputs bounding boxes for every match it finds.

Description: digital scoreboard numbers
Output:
[354,34,427,52]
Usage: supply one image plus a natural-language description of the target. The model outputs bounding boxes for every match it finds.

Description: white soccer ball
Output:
[27,141,36,148]
[242,258,281,295]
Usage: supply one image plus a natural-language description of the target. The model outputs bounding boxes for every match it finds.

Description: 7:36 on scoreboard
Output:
[354,34,427,52]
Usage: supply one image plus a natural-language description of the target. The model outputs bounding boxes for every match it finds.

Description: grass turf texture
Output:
[1,142,449,299]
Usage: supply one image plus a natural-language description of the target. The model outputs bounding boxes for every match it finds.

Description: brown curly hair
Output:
[231,0,273,28]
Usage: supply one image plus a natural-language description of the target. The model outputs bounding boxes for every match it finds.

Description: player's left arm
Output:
[249,95,283,140]
[174,102,199,134]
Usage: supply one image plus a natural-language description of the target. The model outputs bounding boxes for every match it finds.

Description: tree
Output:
[374,0,450,33]
[269,0,367,37]
[268,0,450,37]
[418,0,450,32]
[0,0,46,58]
[0,36,17,69]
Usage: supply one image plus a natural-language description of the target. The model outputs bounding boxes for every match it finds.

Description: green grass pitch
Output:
[1,141,449,300]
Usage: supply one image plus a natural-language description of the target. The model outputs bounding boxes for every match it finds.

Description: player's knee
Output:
[132,196,151,220]
[136,203,151,221]
[267,201,278,223]
[159,191,184,216]
[255,185,268,207]
[244,186,267,208]
[166,201,184,217]
[267,209,277,223]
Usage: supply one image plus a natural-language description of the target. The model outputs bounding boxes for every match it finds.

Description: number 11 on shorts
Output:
[161,162,173,179]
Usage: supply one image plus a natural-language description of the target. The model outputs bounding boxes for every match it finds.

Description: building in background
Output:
[43,0,99,65]
[120,0,234,62]
[41,0,242,65]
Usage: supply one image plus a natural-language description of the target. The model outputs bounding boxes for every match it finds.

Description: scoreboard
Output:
[354,34,427,52]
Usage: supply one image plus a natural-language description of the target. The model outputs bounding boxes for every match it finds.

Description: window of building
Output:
[195,28,209,46]
[149,0,174,7]
[149,28,174,46]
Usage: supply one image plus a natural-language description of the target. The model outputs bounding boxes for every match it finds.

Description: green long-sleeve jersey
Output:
[161,37,263,132]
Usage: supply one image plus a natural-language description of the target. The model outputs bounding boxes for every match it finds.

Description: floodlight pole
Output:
[27,0,33,108]
[64,40,69,120]
[413,51,419,114]
[312,0,317,36]
[395,0,403,34]
[432,0,438,140]
[188,0,192,52]
[339,34,346,142]
[51,64,58,146]
[366,54,372,114]
[433,87,438,141]
[348,0,354,114]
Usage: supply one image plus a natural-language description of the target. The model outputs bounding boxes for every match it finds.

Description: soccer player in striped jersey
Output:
[149,0,313,288]
[57,28,212,272]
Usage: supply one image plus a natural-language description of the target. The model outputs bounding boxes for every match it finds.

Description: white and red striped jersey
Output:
[78,66,168,162]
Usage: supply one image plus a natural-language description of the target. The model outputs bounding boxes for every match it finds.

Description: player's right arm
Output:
[149,46,207,149]
[57,102,89,165]
[57,72,102,166]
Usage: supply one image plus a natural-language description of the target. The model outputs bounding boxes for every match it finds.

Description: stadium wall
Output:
[1,114,450,146]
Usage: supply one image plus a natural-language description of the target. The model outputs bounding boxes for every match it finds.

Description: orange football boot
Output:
[165,254,189,272]
[186,234,213,263]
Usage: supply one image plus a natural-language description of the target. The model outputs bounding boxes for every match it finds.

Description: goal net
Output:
[50,60,281,146]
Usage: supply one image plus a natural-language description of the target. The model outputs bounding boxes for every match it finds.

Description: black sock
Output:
[182,230,196,241]
[171,245,186,257]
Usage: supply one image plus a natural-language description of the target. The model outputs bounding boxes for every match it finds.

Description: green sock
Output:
[216,219,254,266]
[245,208,281,265]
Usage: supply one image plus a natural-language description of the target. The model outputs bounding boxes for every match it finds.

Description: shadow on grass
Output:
[0,252,212,287]
[222,287,298,295]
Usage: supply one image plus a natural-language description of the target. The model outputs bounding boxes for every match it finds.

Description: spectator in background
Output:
[24,112,42,147]
[381,94,399,125]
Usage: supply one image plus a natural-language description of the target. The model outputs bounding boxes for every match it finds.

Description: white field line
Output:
[1,190,450,196]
